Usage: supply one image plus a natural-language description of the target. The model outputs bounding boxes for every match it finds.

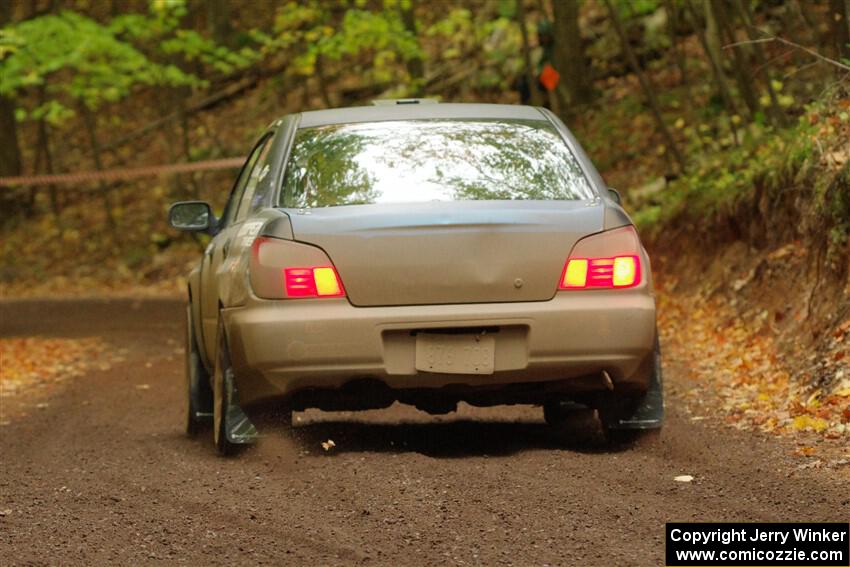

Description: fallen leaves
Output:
[791,415,829,433]
[321,439,336,451]
[0,337,109,398]
[657,280,850,446]
[793,446,817,457]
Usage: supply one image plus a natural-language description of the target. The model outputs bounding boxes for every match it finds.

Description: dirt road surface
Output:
[0,299,846,566]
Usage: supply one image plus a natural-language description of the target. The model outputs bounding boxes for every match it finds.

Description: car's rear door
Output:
[199,134,273,356]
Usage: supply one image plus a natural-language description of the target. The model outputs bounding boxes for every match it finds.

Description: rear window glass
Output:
[279,119,595,208]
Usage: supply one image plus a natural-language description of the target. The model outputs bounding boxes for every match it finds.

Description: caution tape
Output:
[0,157,244,188]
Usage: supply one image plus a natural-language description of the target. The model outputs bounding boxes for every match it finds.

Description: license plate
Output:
[415,333,495,375]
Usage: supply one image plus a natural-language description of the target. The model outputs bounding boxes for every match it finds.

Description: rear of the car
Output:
[225,103,659,430]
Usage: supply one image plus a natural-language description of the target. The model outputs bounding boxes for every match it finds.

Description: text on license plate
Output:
[414,333,495,375]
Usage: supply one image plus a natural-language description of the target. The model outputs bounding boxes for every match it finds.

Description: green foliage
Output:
[0,10,196,122]
[267,0,422,87]
[636,124,807,229]
[616,0,660,17]
[111,1,262,76]
[0,1,265,126]
[632,91,849,257]
[425,8,522,91]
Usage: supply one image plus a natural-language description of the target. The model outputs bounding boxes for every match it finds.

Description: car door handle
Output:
[222,239,232,258]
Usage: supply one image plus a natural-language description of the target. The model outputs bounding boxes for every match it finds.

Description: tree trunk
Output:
[80,104,117,232]
[711,0,760,122]
[165,93,185,201]
[829,0,850,61]
[0,94,26,221]
[0,1,10,25]
[703,0,725,78]
[663,0,691,100]
[844,0,850,40]
[0,3,21,181]
[604,0,686,173]
[36,119,61,222]
[776,1,807,66]
[206,0,231,46]
[551,0,593,106]
[730,0,786,126]
[683,1,741,143]
[400,1,425,96]
[0,96,21,179]
[35,86,61,222]
[314,54,333,108]
[178,94,200,199]
[516,0,541,106]
[685,2,741,117]
[0,2,24,221]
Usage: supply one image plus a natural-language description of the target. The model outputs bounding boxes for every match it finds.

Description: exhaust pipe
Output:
[601,370,614,391]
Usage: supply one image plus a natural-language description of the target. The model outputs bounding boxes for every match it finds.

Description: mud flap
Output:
[222,367,258,444]
[605,340,664,430]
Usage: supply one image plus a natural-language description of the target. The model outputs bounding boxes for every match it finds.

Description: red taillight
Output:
[559,226,643,290]
[250,236,346,299]
[560,255,640,289]
[284,266,345,298]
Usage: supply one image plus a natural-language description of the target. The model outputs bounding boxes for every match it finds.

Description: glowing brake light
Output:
[612,256,637,287]
[559,226,643,290]
[284,267,345,298]
[562,258,588,287]
[250,236,346,299]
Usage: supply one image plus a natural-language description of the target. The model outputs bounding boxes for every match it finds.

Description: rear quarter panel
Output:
[187,262,209,366]
[218,209,295,309]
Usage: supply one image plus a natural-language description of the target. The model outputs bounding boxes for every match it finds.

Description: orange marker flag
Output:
[539,64,560,91]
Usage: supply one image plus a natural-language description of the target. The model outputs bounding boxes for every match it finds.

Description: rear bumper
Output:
[224,291,656,407]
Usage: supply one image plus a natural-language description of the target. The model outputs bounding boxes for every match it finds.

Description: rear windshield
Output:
[279,119,595,208]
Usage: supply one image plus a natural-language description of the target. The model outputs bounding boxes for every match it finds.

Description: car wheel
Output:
[185,304,212,436]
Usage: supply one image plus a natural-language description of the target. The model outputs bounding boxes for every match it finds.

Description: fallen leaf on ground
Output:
[793,446,817,457]
[791,415,829,433]
[321,440,336,451]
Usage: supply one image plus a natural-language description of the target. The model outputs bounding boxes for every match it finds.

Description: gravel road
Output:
[0,299,846,566]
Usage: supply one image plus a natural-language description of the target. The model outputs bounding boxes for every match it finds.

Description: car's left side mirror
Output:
[607,188,622,205]
[169,201,213,232]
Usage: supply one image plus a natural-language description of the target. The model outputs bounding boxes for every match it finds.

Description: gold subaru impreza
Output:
[169,101,662,455]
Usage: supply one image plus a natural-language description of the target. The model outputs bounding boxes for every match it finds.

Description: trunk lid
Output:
[284,201,604,307]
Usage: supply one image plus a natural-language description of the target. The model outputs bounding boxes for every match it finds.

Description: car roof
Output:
[296,103,548,129]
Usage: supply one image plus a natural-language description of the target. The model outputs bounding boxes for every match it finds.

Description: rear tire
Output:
[185,304,212,436]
